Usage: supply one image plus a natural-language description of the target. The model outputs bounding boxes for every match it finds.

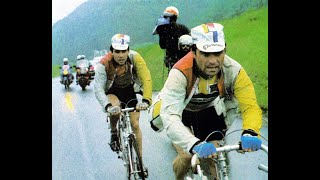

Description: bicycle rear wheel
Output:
[128,134,146,180]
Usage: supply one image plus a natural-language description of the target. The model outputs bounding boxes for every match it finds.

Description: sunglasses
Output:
[181,44,191,48]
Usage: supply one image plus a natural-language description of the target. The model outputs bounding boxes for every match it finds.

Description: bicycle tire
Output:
[117,120,131,179]
[128,134,146,180]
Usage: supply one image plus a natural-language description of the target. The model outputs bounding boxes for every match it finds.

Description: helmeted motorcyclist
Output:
[177,34,193,59]
[60,58,74,84]
[75,55,91,85]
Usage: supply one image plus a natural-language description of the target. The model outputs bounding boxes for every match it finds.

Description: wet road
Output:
[52,77,268,180]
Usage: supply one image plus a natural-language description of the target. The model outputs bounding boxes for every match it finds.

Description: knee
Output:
[130,118,140,131]
[173,155,191,180]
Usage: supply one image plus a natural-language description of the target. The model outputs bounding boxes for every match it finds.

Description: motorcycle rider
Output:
[177,34,193,59]
[152,6,190,68]
[60,58,74,84]
[75,55,91,85]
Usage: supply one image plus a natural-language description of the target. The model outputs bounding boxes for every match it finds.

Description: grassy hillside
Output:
[52,0,267,65]
[222,7,268,112]
[52,7,268,112]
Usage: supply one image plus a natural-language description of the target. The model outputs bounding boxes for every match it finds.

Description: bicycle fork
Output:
[216,151,229,180]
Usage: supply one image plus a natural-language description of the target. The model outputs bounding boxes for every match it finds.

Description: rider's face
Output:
[112,49,129,65]
[180,44,191,52]
[193,49,225,77]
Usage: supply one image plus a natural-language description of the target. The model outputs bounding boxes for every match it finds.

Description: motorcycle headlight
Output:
[80,68,86,74]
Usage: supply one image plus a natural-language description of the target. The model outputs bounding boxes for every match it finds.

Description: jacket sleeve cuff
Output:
[242,129,258,136]
[104,103,112,112]
[189,140,201,154]
[142,98,151,105]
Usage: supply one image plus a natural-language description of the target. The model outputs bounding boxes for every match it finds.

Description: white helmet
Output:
[77,55,85,60]
[178,35,193,45]
[63,58,68,62]
[163,6,179,17]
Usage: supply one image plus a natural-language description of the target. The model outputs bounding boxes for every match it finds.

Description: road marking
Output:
[65,92,74,111]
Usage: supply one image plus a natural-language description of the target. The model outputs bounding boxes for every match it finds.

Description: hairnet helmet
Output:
[63,58,68,62]
[111,34,130,50]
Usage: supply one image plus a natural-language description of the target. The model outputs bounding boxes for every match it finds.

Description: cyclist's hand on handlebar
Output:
[192,142,216,158]
[136,102,149,111]
[241,134,262,151]
[107,106,121,115]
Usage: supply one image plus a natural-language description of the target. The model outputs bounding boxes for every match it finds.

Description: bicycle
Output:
[185,129,268,180]
[106,102,148,180]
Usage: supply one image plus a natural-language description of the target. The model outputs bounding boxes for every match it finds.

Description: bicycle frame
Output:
[107,107,147,180]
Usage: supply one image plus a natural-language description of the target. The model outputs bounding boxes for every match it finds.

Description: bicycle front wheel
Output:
[117,122,131,179]
[128,134,146,180]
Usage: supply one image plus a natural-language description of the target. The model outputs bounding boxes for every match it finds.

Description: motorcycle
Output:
[88,64,95,80]
[76,63,91,91]
[59,65,73,89]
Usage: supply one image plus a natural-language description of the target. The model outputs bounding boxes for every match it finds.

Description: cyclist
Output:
[94,33,152,166]
[158,22,263,180]
[152,6,190,68]
[177,34,193,59]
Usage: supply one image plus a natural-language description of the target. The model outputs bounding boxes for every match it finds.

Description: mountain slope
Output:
[52,0,268,65]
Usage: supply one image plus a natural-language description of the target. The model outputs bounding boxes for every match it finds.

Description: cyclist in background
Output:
[94,33,152,161]
[152,6,190,68]
[158,22,263,180]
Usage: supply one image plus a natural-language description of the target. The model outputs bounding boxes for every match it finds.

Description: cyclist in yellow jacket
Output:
[159,23,262,179]
[94,34,152,158]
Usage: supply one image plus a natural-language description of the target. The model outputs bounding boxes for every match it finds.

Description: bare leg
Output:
[207,140,220,179]
[106,94,121,151]
[130,111,142,156]
[172,143,192,180]
[106,94,121,131]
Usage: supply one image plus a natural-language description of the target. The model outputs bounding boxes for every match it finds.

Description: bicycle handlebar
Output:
[191,142,268,173]
[121,107,136,112]
[216,143,268,154]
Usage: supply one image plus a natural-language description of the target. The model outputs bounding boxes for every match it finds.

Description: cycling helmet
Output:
[178,35,193,45]
[163,6,179,17]
[63,58,68,62]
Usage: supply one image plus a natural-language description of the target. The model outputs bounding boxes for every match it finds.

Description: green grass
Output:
[134,43,169,91]
[52,7,268,112]
[220,7,268,112]
[52,64,61,78]
[52,64,76,78]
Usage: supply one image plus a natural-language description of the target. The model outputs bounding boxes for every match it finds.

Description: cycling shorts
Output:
[106,84,138,109]
[182,106,227,141]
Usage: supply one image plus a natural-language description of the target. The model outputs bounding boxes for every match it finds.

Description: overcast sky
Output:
[52,0,88,25]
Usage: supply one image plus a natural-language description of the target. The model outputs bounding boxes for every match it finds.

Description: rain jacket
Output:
[94,50,152,112]
[160,52,262,152]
